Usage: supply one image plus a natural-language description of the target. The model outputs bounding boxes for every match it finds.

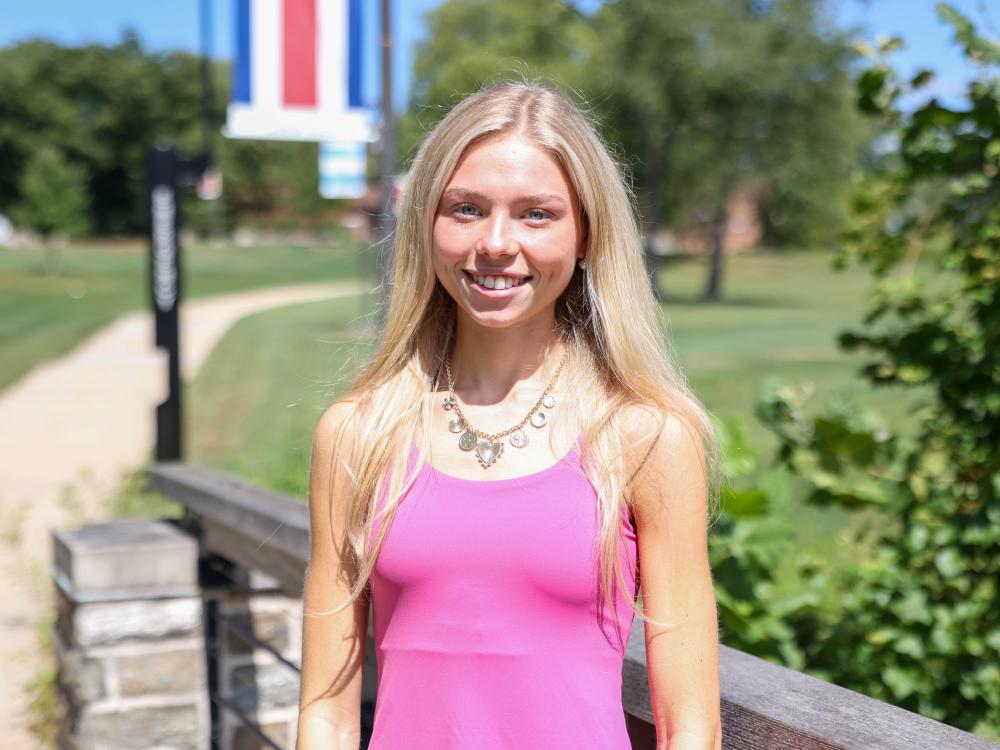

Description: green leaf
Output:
[721,488,769,518]
[935,548,964,578]
[882,665,919,700]
[895,634,926,660]
[868,627,898,645]
[910,70,934,88]
[895,589,932,625]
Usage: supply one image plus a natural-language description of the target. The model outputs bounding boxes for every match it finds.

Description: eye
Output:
[453,203,480,218]
[525,208,551,222]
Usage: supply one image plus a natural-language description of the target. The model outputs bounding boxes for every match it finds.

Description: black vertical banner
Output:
[149,145,183,462]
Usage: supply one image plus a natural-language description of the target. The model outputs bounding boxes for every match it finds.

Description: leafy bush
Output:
[742,5,999,738]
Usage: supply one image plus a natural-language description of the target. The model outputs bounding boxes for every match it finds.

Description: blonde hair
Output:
[311,80,720,639]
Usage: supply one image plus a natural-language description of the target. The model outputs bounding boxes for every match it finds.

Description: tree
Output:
[12,144,89,271]
[401,0,599,161]
[0,33,335,237]
[592,0,867,300]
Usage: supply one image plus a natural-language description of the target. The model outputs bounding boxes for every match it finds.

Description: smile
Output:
[462,270,532,296]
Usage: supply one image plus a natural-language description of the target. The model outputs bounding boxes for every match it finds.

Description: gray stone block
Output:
[225,610,290,656]
[74,599,202,647]
[76,703,199,750]
[117,647,206,697]
[56,634,106,703]
[229,662,301,712]
[53,519,198,602]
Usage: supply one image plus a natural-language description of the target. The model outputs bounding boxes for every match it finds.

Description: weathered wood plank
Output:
[146,461,309,569]
[623,618,998,749]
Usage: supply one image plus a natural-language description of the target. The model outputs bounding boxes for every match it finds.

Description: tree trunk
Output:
[643,132,665,303]
[43,235,59,276]
[702,202,727,302]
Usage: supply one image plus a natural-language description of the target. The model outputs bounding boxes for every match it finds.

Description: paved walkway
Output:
[0,280,365,747]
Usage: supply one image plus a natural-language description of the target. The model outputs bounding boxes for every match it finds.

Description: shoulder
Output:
[620,402,709,522]
[313,398,360,457]
[309,398,361,495]
[620,402,707,476]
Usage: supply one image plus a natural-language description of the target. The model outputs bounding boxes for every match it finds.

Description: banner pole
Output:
[376,0,395,331]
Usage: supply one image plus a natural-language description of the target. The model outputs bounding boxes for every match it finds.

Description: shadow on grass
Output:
[658,291,803,309]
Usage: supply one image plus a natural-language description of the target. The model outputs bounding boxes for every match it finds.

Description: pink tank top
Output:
[367,436,639,749]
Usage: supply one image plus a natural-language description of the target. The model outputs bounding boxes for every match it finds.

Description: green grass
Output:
[188,292,375,497]
[657,250,926,431]
[0,235,371,391]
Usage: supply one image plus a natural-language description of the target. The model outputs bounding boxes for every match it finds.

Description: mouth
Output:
[462,270,532,295]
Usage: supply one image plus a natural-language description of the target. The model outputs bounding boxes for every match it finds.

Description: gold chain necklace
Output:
[442,347,568,469]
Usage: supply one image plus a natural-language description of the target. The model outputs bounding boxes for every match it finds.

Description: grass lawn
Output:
[188,292,374,496]
[0,235,370,391]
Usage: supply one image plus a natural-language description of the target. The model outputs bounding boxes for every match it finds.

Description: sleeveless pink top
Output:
[367,437,639,749]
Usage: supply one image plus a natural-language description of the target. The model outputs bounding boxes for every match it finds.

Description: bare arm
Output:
[296,401,369,750]
[628,408,722,750]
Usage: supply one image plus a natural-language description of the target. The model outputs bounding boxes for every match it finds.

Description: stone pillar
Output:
[53,519,209,750]
[206,566,303,750]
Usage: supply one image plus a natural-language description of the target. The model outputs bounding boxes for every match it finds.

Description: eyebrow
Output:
[441,188,568,207]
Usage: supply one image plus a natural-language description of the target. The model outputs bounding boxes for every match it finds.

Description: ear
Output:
[578,208,590,258]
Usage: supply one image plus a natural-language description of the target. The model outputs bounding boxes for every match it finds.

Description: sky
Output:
[0,0,997,111]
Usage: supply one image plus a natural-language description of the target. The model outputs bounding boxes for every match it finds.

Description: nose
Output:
[477,212,518,256]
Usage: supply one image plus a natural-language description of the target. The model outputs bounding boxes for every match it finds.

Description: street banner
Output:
[226,0,374,142]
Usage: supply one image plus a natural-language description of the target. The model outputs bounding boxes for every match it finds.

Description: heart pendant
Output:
[475,439,504,469]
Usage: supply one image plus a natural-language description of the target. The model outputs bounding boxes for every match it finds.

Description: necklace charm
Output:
[476,439,504,468]
[510,429,528,448]
[443,394,456,410]
[530,411,547,428]
[542,394,556,409]
[458,430,478,451]
[448,416,466,433]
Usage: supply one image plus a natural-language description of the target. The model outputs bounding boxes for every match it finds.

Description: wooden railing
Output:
[145,461,998,750]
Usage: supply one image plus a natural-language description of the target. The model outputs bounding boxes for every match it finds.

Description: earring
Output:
[577,257,587,270]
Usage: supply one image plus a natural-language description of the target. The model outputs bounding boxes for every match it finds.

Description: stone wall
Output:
[53,519,210,750]
[53,518,305,750]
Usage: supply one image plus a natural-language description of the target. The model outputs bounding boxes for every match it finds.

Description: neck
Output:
[447,314,564,405]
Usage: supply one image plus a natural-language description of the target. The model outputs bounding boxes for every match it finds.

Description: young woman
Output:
[296,81,722,750]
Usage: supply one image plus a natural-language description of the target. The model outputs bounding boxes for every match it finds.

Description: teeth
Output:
[472,274,526,289]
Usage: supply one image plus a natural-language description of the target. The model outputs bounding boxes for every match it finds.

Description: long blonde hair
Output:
[312,80,720,636]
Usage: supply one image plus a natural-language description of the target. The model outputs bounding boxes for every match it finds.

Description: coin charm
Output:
[530,411,547,428]
[542,394,556,409]
[458,431,478,451]
[510,429,528,448]
[448,416,466,434]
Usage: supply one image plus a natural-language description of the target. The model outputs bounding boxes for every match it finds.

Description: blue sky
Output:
[1,0,996,111]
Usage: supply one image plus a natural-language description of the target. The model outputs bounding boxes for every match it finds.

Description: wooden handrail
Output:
[145,462,998,750]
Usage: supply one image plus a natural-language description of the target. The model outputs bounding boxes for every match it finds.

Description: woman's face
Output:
[431,133,585,332]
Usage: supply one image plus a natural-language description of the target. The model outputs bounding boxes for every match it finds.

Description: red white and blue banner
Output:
[226,0,374,142]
